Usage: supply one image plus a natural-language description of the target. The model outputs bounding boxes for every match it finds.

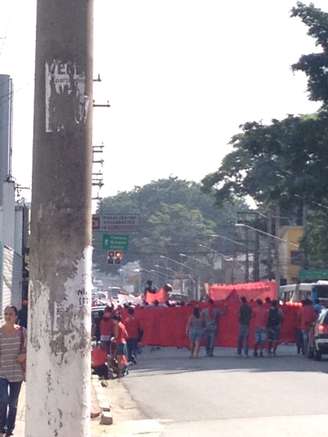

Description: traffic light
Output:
[107,251,124,264]
[107,251,114,264]
[114,251,124,264]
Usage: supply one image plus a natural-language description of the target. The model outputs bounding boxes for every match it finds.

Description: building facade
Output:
[278,226,304,284]
[0,74,27,312]
[0,74,13,205]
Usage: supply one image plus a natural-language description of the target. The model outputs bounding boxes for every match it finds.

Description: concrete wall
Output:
[1,244,14,311]
[14,206,24,255]
[0,75,25,313]
[0,181,25,312]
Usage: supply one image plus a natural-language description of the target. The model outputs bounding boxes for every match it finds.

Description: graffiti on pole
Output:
[45,59,89,133]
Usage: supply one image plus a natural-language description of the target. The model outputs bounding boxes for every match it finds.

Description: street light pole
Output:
[156,263,196,299]
[198,243,231,260]
[149,269,168,279]
[180,252,211,266]
[210,233,246,247]
[245,226,250,282]
[235,223,299,247]
[209,234,245,284]
[27,1,94,436]
[159,254,194,271]
[235,222,294,286]
[179,253,210,300]
[253,230,260,281]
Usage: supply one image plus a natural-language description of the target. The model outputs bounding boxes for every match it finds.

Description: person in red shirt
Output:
[300,299,316,355]
[253,299,268,357]
[124,307,142,364]
[91,343,109,380]
[99,308,114,353]
[112,315,129,376]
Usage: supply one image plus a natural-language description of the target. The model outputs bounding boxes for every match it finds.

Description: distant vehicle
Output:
[95,291,107,301]
[106,287,122,299]
[168,292,188,303]
[307,308,328,361]
[312,281,328,305]
[91,305,107,321]
[106,286,130,301]
[280,282,328,305]
[91,305,107,341]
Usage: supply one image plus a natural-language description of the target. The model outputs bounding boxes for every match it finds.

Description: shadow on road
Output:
[129,346,328,377]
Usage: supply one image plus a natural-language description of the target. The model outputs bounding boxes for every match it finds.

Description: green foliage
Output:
[292,2,328,106]
[202,114,328,206]
[94,178,245,272]
[136,202,216,255]
[202,2,328,266]
[301,208,328,267]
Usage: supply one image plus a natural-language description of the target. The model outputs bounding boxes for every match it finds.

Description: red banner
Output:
[132,299,299,348]
[208,281,277,302]
[145,288,168,304]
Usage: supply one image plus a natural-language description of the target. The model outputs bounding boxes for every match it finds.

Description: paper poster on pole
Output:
[45,59,88,133]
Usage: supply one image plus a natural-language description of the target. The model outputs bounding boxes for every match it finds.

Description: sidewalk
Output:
[91,378,162,437]
[14,382,102,437]
[15,383,25,436]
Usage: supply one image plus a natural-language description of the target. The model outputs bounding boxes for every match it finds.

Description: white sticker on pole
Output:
[45,59,87,133]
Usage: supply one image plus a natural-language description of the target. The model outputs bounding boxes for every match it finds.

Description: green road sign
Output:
[299,269,328,281]
[102,234,129,251]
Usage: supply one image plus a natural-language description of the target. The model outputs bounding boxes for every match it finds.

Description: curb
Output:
[91,375,113,425]
[91,381,102,419]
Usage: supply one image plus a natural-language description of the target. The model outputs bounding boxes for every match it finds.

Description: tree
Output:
[202,3,328,267]
[202,114,328,207]
[93,178,246,274]
[202,3,328,207]
[136,203,216,255]
[301,207,328,268]
[292,2,328,107]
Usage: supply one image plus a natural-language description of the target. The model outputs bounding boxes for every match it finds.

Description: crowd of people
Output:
[91,305,143,379]
[93,281,328,384]
[0,282,320,434]
[185,296,321,359]
[0,284,319,437]
[91,283,323,372]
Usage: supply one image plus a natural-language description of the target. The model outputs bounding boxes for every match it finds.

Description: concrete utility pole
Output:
[253,230,260,281]
[244,226,250,282]
[274,205,281,289]
[26,1,93,436]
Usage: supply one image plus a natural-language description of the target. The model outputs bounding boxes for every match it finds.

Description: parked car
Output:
[307,308,328,360]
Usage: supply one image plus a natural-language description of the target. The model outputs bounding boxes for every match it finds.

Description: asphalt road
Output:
[116,346,328,437]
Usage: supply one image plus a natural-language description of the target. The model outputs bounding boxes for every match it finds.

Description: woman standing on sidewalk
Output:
[0,306,26,437]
